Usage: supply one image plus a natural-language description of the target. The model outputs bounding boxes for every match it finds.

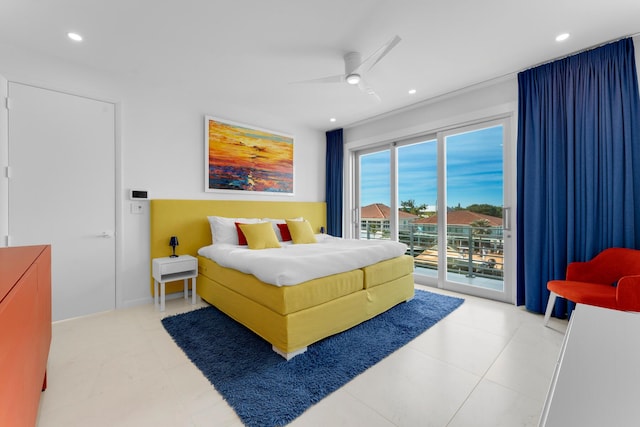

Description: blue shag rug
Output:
[162,289,463,427]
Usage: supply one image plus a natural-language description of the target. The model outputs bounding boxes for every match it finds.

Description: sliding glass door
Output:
[442,124,507,296]
[397,138,439,276]
[353,117,513,302]
[358,148,391,240]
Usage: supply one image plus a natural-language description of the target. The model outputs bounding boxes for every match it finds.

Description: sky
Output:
[360,125,504,208]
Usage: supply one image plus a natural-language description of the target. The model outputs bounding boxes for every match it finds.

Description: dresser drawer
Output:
[152,256,198,282]
[159,259,196,275]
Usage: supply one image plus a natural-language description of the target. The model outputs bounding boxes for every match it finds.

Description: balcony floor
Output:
[415,266,504,291]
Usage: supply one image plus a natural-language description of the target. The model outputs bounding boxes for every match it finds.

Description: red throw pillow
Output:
[277,223,292,241]
[235,222,249,245]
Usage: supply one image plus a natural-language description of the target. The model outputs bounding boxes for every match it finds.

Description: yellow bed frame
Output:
[150,199,414,359]
[150,199,327,295]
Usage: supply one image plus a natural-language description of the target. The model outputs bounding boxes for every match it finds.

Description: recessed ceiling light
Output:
[67,32,83,42]
[329,118,337,123]
[555,33,570,42]
[408,89,417,95]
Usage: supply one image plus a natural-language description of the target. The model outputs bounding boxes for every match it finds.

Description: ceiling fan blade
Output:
[356,35,402,74]
[291,74,345,84]
[358,78,381,103]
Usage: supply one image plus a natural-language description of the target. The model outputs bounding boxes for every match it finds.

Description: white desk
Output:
[540,304,640,426]
[152,255,198,311]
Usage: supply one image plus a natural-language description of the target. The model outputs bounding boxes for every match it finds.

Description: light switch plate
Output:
[130,202,144,214]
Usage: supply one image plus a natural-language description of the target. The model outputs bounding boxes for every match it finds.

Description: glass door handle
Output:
[503,207,511,231]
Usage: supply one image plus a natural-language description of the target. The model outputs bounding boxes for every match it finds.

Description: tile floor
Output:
[36,285,568,427]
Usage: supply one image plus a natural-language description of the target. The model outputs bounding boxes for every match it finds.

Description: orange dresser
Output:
[0,245,52,427]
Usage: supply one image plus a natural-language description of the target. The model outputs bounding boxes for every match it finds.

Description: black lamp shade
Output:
[169,236,179,257]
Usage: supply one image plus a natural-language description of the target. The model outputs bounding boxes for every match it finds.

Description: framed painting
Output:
[205,116,294,194]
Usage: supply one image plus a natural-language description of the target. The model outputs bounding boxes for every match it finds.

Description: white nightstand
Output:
[152,255,198,311]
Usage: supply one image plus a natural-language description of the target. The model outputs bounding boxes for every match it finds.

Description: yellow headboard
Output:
[149,199,327,295]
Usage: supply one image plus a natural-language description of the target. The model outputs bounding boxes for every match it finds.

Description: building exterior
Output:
[413,210,503,252]
[360,203,419,239]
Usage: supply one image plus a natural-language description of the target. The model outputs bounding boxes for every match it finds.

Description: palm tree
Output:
[469,219,492,254]
[400,199,427,217]
[470,218,491,236]
[367,221,380,239]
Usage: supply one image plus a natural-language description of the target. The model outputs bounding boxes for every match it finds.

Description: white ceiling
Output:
[0,0,639,131]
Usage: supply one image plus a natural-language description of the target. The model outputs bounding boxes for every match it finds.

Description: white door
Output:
[8,82,116,321]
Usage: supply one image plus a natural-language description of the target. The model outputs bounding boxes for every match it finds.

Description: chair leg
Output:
[543,291,557,327]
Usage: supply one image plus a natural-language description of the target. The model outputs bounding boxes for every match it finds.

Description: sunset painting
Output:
[205,117,294,194]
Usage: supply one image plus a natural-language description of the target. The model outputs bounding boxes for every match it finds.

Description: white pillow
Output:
[208,216,261,245]
[262,217,303,241]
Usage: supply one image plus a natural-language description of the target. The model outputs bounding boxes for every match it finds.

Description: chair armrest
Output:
[616,275,640,311]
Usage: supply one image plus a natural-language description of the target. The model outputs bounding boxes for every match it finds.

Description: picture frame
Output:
[204,116,294,195]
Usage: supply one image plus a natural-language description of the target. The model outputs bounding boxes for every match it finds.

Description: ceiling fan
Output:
[296,35,401,101]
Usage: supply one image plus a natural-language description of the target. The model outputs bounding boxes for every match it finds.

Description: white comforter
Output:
[197,234,408,286]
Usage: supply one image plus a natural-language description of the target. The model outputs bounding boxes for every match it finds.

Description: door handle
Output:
[503,207,511,231]
[352,208,360,224]
[98,231,114,238]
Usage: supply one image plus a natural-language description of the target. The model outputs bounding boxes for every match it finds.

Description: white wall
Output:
[344,77,518,147]
[0,42,326,308]
[0,75,7,246]
[345,34,640,149]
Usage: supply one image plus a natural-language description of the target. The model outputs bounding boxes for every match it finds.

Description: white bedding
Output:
[197,234,408,286]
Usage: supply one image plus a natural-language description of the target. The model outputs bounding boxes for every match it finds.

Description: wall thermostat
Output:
[129,190,149,200]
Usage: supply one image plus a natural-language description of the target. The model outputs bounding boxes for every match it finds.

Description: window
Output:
[351,117,514,302]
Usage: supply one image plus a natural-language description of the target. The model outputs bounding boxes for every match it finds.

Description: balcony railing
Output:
[360,222,504,280]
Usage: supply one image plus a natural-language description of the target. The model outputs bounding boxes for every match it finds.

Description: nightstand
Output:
[152,255,198,311]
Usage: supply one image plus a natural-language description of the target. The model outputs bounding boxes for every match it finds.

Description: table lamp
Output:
[169,236,179,258]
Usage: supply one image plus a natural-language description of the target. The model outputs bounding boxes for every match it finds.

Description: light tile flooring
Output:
[37,285,568,427]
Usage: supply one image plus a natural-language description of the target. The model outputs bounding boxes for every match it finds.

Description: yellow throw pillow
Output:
[286,219,317,244]
[238,222,281,250]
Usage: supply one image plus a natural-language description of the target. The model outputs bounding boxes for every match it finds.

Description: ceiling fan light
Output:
[346,73,361,85]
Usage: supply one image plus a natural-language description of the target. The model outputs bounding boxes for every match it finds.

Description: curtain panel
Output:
[517,38,640,316]
[325,128,344,236]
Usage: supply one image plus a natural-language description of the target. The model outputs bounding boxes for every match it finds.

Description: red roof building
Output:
[360,203,419,221]
[414,210,502,226]
[360,203,419,238]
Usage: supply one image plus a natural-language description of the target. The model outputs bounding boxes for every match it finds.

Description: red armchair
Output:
[544,248,640,325]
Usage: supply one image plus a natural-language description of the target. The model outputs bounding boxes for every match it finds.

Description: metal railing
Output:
[361,222,504,280]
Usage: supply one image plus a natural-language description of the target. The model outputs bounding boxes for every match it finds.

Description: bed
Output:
[150,200,415,359]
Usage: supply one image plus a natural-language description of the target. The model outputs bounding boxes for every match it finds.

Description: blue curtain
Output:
[325,128,344,236]
[517,38,640,317]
